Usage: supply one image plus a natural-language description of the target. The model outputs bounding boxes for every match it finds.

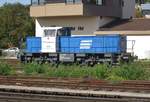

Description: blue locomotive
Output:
[20,27,131,65]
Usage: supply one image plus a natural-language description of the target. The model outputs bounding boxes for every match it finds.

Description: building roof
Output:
[95,18,150,35]
[99,19,150,31]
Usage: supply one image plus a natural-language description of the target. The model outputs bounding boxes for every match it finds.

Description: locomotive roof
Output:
[42,27,63,30]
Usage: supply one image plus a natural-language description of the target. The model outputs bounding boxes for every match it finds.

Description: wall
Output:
[35,16,114,36]
[122,0,135,19]
[36,19,43,37]
[127,36,150,59]
[84,0,122,18]
[30,3,83,17]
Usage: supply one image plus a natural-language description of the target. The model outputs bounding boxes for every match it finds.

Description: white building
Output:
[30,0,135,36]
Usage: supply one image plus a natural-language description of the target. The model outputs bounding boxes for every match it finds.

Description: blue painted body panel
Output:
[25,35,125,54]
[26,37,41,53]
[59,35,123,53]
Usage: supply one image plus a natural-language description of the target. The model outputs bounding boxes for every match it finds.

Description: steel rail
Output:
[0,76,150,93]
[0,91,149,102]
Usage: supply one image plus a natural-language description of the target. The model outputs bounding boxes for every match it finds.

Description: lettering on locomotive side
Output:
[80,40,93,49]
[41,37,56,53]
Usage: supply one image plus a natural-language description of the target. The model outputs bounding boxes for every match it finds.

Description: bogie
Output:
[20,52,132,66]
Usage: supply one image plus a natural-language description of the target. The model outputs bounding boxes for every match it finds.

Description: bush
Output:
[135,8,142,18]
[0,62,14,75]
[23,62,49,75]
[68,67,91,78]
[22,62,150,80]
[91,64,109,79]
[107,63,150,81]
[46,64,109,79]
[46,64,83,78]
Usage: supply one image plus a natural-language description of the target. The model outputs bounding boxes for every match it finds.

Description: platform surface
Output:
[0,85,150,98]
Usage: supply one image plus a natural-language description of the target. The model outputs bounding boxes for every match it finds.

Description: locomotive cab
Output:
[41,27,71,53]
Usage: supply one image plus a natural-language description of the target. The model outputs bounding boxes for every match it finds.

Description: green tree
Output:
[0,3,34,48]
[136,0,150,4]
[144,0,150,3]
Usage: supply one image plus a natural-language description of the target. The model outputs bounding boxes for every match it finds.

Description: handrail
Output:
[30,0,100,5]
[31,0,84,5]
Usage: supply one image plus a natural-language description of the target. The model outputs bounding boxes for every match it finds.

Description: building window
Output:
[86,0,104,5]
[75,0,82,3]
[31,0,39,5]
[89,0,96,4]
[66,0,74,4]
[96,0,103,5]
[65,0,82,4]
[31,0,46,5]
[100,16,103,19]
[39,0,45,5]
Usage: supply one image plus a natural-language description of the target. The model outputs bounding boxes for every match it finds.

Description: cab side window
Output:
[57,29,67,36]
[66,0,74,4]
[96,0,103,5]
[57,28,71,36]
[57,30,63,36]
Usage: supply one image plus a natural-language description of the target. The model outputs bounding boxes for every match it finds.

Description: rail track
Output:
[1,59,150,101]
[0,58,21,70]
[0,76,150,93]
[0,58,19,64]
[1,59,150,93]
[0,91,150,102]
[0,76,149,101]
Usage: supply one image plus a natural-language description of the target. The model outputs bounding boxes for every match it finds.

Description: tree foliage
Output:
[0,3,34,48]
[136,0,150,4]
[144,0,150,3]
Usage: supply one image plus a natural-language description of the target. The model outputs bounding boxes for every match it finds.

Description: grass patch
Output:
[23,62,49,75]
[45,64,109,79]
[107,62,150,81]
[23,63,110,79]
[10,61,150,81]
[0,62,15,75]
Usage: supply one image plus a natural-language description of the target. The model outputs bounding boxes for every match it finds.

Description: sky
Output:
[0,0,30,5]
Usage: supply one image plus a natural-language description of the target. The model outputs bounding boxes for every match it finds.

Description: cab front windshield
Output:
[44,29,56,37]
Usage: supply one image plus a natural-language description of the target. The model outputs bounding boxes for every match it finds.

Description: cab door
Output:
[41,29,57,53]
